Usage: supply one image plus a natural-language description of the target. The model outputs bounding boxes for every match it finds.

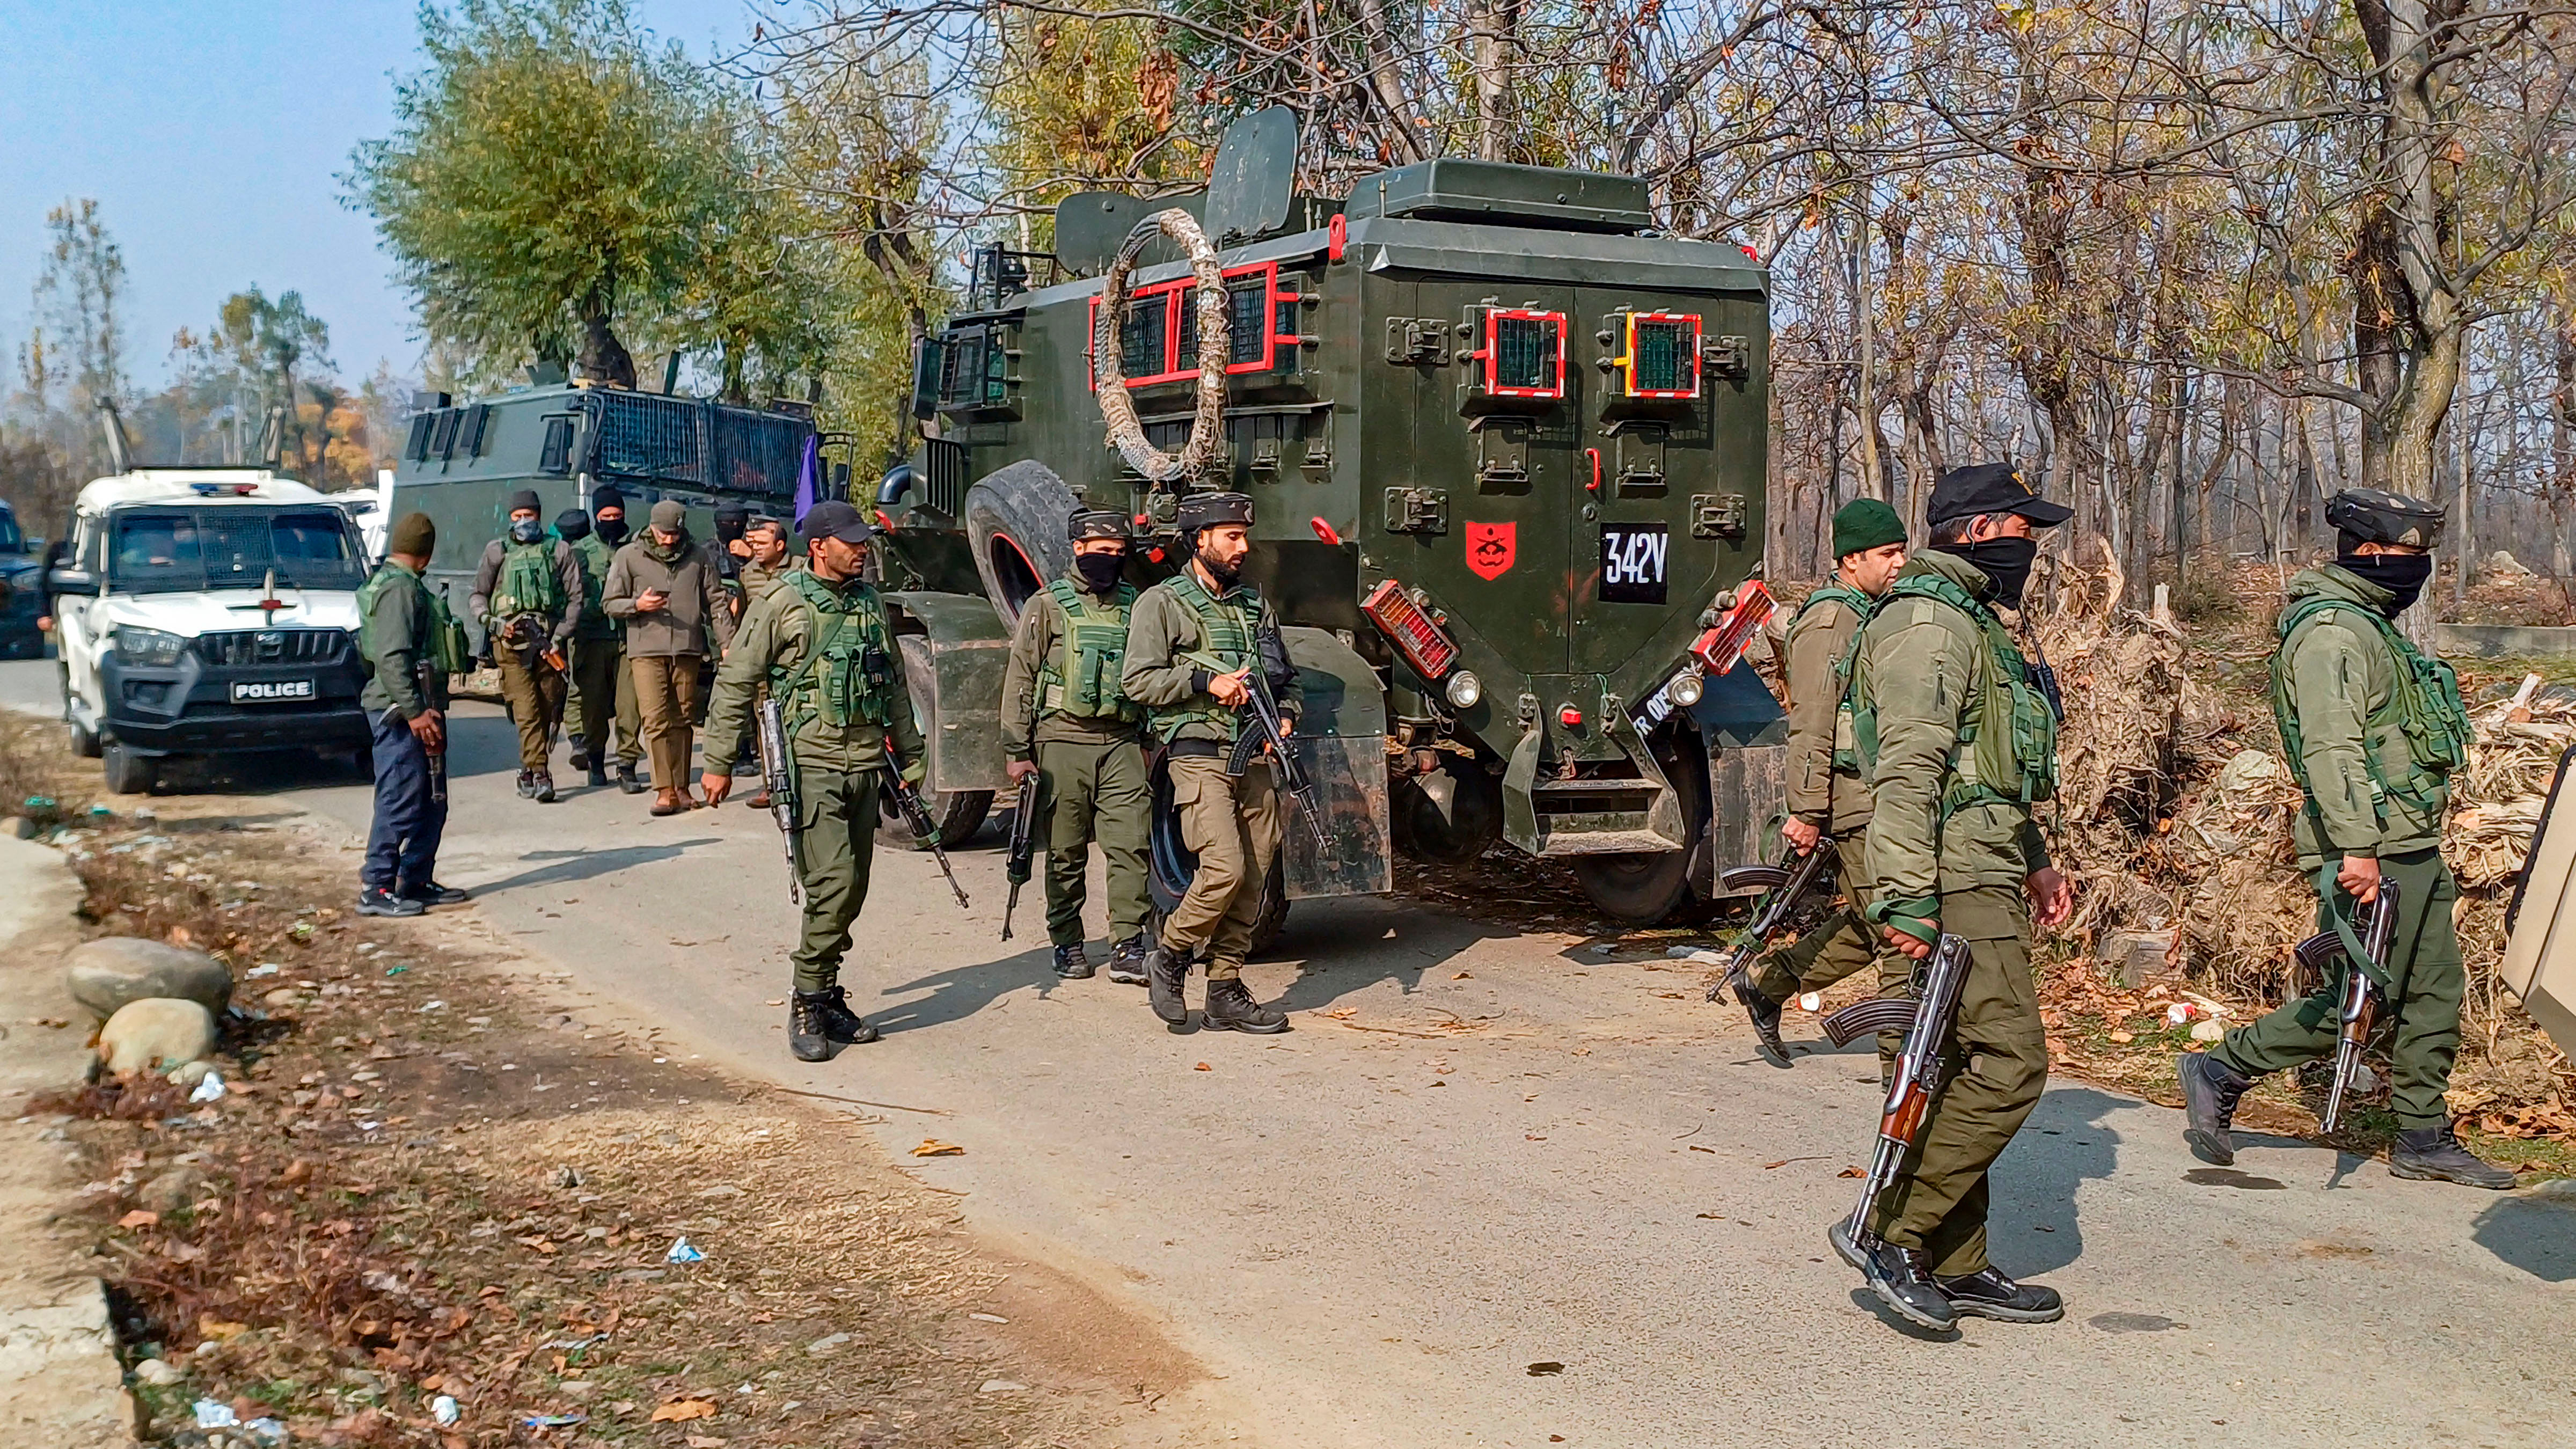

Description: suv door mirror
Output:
[47,568,98,597]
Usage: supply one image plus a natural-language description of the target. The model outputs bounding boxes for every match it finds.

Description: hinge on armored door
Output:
[1703,334,1752,383]
[1475,421,1529,489]
[1384,487,1450,533]
[1691,493,1748,540]
[1383,317,1452,366]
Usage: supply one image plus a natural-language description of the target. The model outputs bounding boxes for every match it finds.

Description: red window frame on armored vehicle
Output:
[1088,260,1303,387]
[1613,311,1703,399]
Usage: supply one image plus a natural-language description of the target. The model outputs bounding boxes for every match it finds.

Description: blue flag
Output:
[792,435,822,526]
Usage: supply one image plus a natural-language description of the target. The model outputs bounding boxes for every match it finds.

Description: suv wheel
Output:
[62,666,100,758]
[101,742,157,795]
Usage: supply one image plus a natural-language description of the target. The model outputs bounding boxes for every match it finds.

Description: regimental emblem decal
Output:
[1465,521,1517,581]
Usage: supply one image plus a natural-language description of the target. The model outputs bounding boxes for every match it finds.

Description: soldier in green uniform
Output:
[1121,492,1300,1034]
[553,507,617,789]
[1730,498,1908,1063]
[470,488,584,802]
[1839,463,2075,1331]
[733,515,794,811]
[1000,509,1153,981]
[574,492,647,794]
[700,502,927,1062]
[355,513,471,917]
[2179,489,2513,1189]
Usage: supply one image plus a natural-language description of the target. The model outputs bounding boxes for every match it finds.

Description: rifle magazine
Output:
[1821,997,1918,1048]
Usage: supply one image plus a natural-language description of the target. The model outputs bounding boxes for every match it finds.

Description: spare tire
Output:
[964,460,1078,629]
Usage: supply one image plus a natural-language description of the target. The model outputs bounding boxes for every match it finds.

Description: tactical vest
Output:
[1149,573,1260,744]
[564,534,611,632]
[773,571,902,730]
[2270,595,2470,817]
[1797,582,1874,772]
[1035,577,1140,723]
[491,539,565,622]
[1850,573,2059,817]
[356,564,470,676]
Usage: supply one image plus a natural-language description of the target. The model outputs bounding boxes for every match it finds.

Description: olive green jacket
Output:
[2277,564,2452,865]
[700,573,925,780]
[1782,588,1874,831]
[602,531,736,659]
[568,535,623,641]
[1856,547,2052,908]
[1000,576,1140,760]
[738,555,793,610]
[357,561,451,720]
[1119,572,1301,745]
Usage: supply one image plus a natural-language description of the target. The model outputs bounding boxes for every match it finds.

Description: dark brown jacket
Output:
[602,530,735,658]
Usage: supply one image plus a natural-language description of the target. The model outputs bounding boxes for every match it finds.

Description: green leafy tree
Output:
[347,0,727,387]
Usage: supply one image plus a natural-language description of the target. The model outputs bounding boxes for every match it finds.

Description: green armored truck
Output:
[876,109,1785,927]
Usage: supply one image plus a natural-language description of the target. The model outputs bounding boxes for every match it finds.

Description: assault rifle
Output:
[885,766,971,910]
[2294,880,2400,1136]
[757,696,802,905]
[1821,931,1973,1253]
[414,659,447,806]
[1228,643,1330,857]
[1702,838,1843,1002]
[1001,770,1040,940]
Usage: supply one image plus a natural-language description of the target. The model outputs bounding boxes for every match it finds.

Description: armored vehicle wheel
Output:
[1568,730,1710,925]
[964,460,1079,628]
[101,741,158,795]
[877,785,993,852]
[1147,756,1291,956]
[1392,758,1503,867]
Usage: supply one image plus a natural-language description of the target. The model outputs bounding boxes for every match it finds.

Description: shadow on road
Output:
[870,947,1060,1036]
[1989,1087,2131,1277]
[473,839,722,896]
[2471,1194,2576,1282]
[1272,898,1517,1014]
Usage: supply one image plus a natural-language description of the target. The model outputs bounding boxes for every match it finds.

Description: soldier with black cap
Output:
[1119,491,1300,1033]
[1836,462,2076,1331]
[2178,489,2511,1188]
[1000,509,1154,980]
[575,491,647,793]
[470,488,584,801]
[700,500,927,1061]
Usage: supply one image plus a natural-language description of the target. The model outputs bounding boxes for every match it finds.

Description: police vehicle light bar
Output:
[1688,579,1774,675]
[1363,579,1460,679]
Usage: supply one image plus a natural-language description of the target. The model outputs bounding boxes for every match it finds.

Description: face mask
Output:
[509,518,543,545]
[2341,551,2432,615]
[1936,536,2039,609]
[594,517,628,545]
[1073,551,1126,592]
[715,515,747,544]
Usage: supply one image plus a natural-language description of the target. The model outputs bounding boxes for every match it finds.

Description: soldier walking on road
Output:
[554,506,622,791]
[355,513,470,918]
[605,499,735,817]
[1731,499,1908,1064]
[1001,509,1154,982]
[471,489,584,802]
[574,492,648,794]
[701,502,927,1062]
[2178,489,2513,1189]
[1839,463,2075,1331]
[1121,492,1300,1034]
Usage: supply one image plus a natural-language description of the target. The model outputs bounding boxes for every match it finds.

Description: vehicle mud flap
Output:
[1622,721,1693,851]
[1706,743,1789,896]
[1502,726,1543,855]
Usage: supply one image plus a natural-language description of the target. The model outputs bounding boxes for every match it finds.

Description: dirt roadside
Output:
[1,713,1245,1449]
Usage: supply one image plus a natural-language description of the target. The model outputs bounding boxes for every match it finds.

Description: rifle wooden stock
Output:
[1841,932,1973,1250]
[2319,881,2398,1135]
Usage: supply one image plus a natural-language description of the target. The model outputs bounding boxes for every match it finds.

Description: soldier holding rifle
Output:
[1729,499,1908,1063]
[471,488,584,803]
[1121,492,1301,1034]
[999,509,1154,982]
[2177,489,2513,1189]
[1839,464,2074,1331]
[701,502,928,1062]
[354,512,470,918]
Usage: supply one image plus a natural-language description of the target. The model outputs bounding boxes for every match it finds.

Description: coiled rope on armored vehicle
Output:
[1092,208,1230,485]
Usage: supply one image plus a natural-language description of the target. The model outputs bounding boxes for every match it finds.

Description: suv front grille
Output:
[193,629,352,667]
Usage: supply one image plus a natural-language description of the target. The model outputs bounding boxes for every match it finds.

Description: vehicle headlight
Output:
[113,626,187,667]
[1667,665,1706,707]
[1445,670,1482,708]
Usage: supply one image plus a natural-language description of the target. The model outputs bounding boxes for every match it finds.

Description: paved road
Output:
[7,657,2572,1447]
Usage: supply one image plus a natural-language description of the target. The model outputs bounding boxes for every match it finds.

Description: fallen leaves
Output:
[1194,1063,1212,1072]
[117,1209,160,1230]
[910,1139,965,1157]
[650,1397,718,1423]
[1836,1166,1865,1178]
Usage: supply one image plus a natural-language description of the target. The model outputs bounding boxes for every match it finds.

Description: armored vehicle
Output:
[876,110,1785,925]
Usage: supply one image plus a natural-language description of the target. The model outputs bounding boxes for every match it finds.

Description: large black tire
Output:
[101,742,157,795]
[1147,754,1291,956]
[964,460,1078,629]
[1568,729,1710,925]
[1392,758,1504,868]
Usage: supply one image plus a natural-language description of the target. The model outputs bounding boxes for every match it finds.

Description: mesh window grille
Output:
[1629,319,1696,394]
[589,392,703,483]
[1120,297,1167,377]
[1493,316,1560,393]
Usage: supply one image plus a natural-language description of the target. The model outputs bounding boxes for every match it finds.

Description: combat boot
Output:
[532,770,557,804]
[788,991,838,1062]
[2178,1051,2252,1166]
[816,986,880,1045]
[1053,943,1094,979]
[587,759,609,789]
[2389,1124,2516,1189]
[615,763,645,795]
[569,745,592,771]
[1936,1267,2064,1323]
[1106,934,1151,985]
[1732,970,1789,1064]
[516,770,537,799]
[1146,941,1190,1026]
[1857,1239,1956,1331]
[1203,978,1288,1034]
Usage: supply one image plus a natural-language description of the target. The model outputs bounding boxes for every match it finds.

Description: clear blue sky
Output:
[0,0,763,392]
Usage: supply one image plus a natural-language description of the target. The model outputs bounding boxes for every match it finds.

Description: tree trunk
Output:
[1466,0,1517,161]
[576,310,637,391]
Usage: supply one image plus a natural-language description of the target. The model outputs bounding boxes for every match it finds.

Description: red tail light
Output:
[1362,579,1460,679]
[1689,580,1775,675]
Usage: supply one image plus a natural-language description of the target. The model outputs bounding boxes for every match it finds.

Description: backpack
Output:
[2269,594,2470,818]
[1849,572,2059,817]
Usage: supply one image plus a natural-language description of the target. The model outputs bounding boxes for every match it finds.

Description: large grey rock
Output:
[96,999,216,1076]
[63,938,231,1021]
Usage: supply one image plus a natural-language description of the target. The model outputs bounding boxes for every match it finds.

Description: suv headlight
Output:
[113,626,187,667]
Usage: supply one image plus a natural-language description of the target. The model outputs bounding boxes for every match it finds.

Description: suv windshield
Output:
[108,507,365,594]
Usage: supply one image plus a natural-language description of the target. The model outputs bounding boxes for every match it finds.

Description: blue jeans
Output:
[363,709,447,891]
